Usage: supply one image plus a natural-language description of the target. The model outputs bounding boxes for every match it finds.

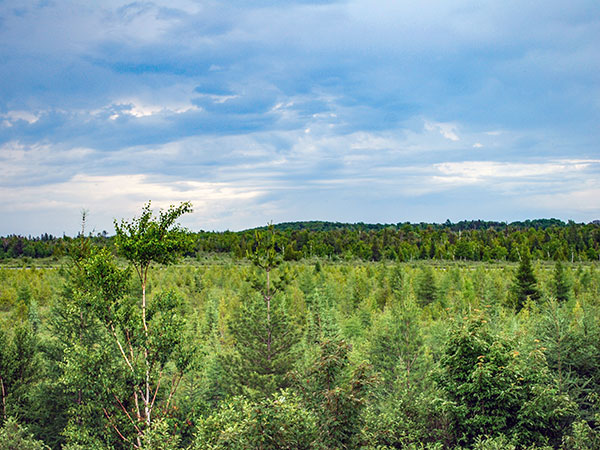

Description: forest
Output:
[1,203,600,449]
[2,218,600,264]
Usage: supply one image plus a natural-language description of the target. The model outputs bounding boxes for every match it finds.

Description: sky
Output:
[1,0,599,236]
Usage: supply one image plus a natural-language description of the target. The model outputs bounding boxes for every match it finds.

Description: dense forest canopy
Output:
[2,218,600,263]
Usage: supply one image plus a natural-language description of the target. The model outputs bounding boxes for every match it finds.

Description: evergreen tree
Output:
[226,291,299,397]
[366,302,423,391]
[224,224,300,397]
[304,286,339,347]
[0,325,42,429]
[511,252,540,311]
[553,261,571,302]
[437,313,574,447]
[292,339,374,449]
[416,266,437,307]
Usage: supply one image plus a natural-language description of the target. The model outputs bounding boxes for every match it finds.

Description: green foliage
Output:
[416,266,438,307]
[66,203,195,446]
[292,339,375,449]
[114,201,193,272]
[511,252,541,310]
[0,417,49,450]
[0,325,42,426]
[553,261,571,302]
[193,391,317,450]
[5,218,600,264]
[537,299,600,424]
[365,302,423,390]
[562,419,600,450]
[219,224,300,398]
[437,313,575,447]
[224,292,300,397]
[362,381,450,449]
[1,241,599,449]
[139,419,181,450]
[471,434,515,450]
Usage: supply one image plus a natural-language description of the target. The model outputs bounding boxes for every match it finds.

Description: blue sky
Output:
[1,0,599,235]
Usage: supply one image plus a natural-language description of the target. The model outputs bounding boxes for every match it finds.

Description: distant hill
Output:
[252,218,571,232]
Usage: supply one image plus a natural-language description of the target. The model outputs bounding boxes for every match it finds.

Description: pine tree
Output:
[224,224,300,397]
[367,302,423,391]
[292,339,374,449]
[511,252,540,311]
[416,266,437,307]
[553,261,571,302]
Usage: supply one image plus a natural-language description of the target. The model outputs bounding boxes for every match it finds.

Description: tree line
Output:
[2,219,600,263]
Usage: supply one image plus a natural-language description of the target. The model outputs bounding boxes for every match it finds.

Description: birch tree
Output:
[77,201,194,447]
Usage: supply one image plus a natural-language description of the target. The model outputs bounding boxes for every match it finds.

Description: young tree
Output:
[113,201,193,425]
[0,417,49,450]
[292,339,375,449]
[416,266,438,307]
[511,251,540,311]
[366,302,423,391]
[437,313,574,447]
[553,261,571,302]
[75,202,194,447]
[0,325,42,427]
[224,224,300,397]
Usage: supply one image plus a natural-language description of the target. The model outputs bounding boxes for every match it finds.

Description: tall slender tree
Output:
[224,224,300,397]
[113,201,193,427]
[74,202,194,448]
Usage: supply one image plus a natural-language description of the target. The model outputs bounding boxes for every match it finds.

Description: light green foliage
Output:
[471,434,515,450]
[61,421,113,450]
[193,391,317,450]
[0,325,42,426]
[365,301,423,390]
[221,224,300,398]
[1,248,599,449]
[416,266,438,307]
[537,299,600,423]
[71,203,195,446]
[562,419,600,450]
[223,291,300,397]
[114,201,193,271]
[0,417,49,450]
[139,419,181,450]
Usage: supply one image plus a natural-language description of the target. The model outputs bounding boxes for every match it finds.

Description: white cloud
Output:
[529,188,600,213]
[426,159,600,193]
[424,120,460,141]
[473,142,483,148]
[2,110,40,126]
[0,174,267,233]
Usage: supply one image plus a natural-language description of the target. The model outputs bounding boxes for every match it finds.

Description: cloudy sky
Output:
[1,0,599,235]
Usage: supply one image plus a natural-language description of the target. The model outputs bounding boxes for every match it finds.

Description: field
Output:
[1,249,599,449]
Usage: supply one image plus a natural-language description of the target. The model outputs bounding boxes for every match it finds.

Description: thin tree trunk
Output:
[1,376,6,420]
[266,268,272,361]
[141,267,151,426]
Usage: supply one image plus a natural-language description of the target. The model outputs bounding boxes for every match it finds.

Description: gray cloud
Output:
[1,0,599,234]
